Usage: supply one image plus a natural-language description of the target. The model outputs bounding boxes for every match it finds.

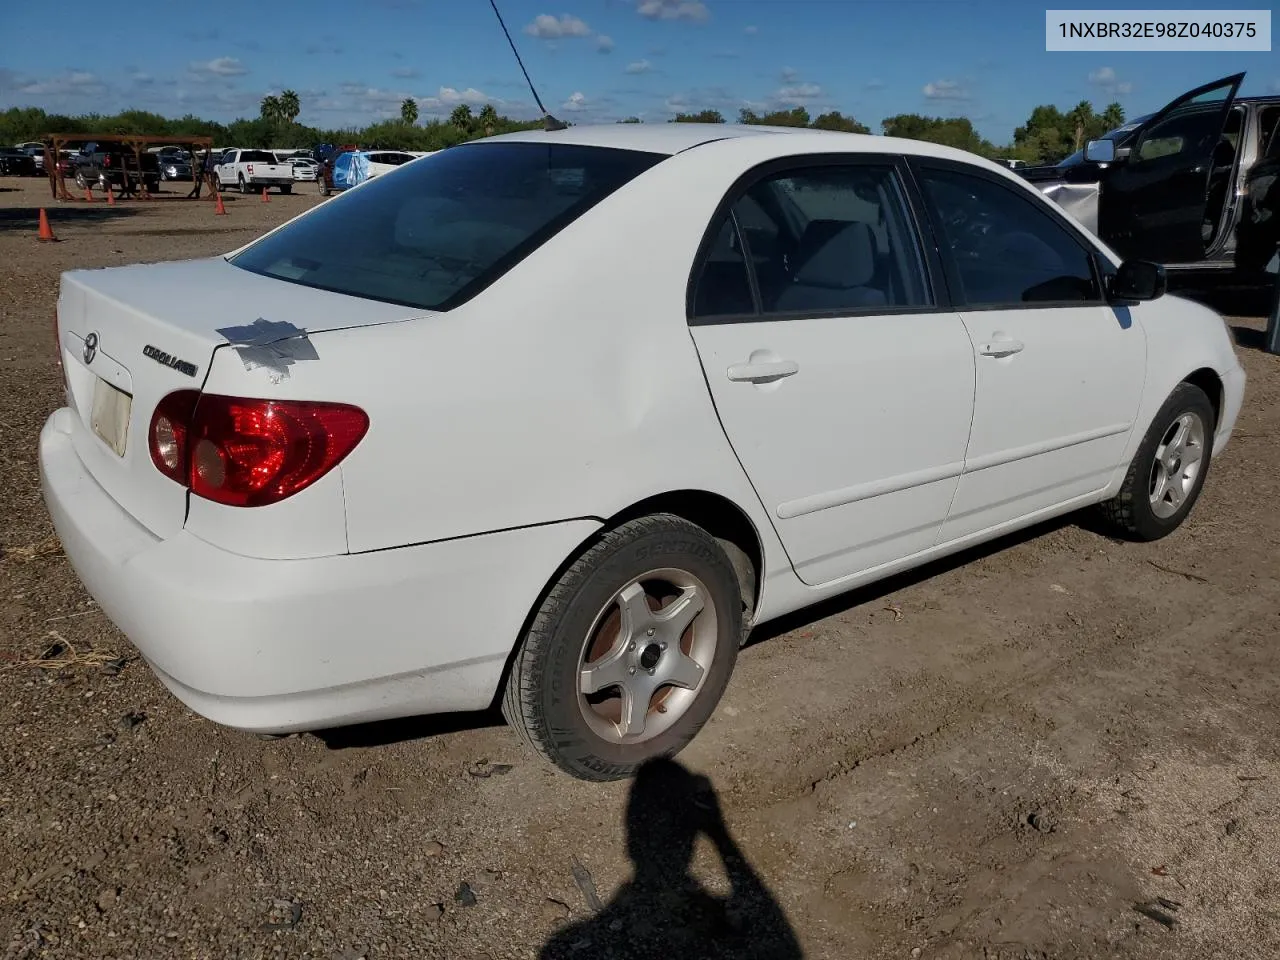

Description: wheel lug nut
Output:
[646,628,655,637]
[659,642,667,650]
[628,666,636,675]
[627,642,635,651]
[648,668,655,676]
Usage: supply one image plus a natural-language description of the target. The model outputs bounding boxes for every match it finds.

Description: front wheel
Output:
[502,514,742,782]
[1097,382,1216,541]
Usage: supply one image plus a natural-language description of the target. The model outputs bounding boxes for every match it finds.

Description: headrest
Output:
[792,220,876,289]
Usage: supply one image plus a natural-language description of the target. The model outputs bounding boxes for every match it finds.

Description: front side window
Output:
[690,162,930,320]
[918,166,1100,306]
[231,142,665,311]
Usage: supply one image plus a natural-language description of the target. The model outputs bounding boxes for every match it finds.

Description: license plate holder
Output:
[90,376,132,457]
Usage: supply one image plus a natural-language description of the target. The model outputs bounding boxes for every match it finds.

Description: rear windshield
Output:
[229,141,665,311]
[240,150,278,163]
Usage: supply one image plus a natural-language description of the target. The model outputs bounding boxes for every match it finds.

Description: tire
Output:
[213,174,222,192]
[279,184,292,195]
[238,176,248,194]
[318,179,329,197]
[74,171,87,190]
[502,514,742,782]
[1097,382,1216,541]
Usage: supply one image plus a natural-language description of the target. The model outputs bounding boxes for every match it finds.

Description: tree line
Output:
[0,95,1126,166]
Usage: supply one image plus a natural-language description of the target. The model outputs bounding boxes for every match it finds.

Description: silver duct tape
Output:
[1034,180,1101,237]
[215,317,319,384]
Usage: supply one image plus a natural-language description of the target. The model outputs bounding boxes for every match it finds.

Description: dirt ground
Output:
[1,173,1278,960]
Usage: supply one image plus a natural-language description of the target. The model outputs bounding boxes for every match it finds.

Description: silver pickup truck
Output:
[213,148,296,195]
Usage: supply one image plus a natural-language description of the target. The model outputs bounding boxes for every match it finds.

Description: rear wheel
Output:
[502,515,742,782]
[238,176,248,194]
[1097,382,1216,541]
[279,184,292,195]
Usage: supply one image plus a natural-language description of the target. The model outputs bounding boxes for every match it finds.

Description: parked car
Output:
[41,123,1245,781]
[284,156,318,181]
[365,150,418,177]
[316,143,362,196]
[213,148,295,194]
[0,147,38,176]
[1021,72,1280,285]
[156,147,194,182]
[71,142,161,193]
[19,143,45,173]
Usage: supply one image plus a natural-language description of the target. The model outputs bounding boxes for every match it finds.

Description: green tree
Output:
[259,95,282,124]
[478,103,499,136]
[811,111,871,134]
[400,98,418,126]
[882,114,996,157]
[279,90,301,125]
[739,106,811,127]
[449,104,474,132]
[670,110,725,123]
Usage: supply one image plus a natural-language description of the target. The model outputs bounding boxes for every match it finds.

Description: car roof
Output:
[473,122,996,166]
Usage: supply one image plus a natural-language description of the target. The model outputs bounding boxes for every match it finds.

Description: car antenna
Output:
[487,0,567,131]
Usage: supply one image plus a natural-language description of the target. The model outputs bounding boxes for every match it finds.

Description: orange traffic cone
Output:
[105,182,115,205]
[83,186,93,202]
[261,186,269,203]
[37,208,57,242]
[214,191,227,216]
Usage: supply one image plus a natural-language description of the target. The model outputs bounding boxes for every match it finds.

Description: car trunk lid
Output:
[55,256,421,539]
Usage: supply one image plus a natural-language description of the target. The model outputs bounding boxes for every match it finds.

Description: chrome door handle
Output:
[978,339,1025,358]
[726,359,800,383]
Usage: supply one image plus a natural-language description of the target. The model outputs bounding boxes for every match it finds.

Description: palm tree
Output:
[449,104,473,132]
[279,89,301,125]
[478,104,499,136]
[401,98,419,126]
[259,95,282,124]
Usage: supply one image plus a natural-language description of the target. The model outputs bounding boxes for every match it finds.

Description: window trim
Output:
[908,156,1111,313]
[685,152,951,327]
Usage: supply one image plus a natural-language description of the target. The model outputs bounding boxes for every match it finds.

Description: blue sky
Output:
[2,0,1277,142]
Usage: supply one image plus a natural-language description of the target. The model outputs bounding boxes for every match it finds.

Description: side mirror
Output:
[1109,259,1166,302]
[1083,139,1116,163]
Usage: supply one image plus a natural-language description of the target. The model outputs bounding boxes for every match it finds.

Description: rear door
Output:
[1100,72,1244,263]
[688,156,976,586]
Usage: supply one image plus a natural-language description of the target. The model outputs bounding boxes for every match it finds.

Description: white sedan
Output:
[40,123,1245,781]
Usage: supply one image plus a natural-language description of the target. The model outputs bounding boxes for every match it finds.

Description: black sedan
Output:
[0,147,39,176]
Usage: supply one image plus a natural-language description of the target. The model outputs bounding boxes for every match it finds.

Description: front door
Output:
[912,160,1147,543]
[688,158,976,587]
[1100,72,1244,264]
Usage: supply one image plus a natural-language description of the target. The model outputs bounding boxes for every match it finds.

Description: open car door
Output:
[1099,72,1244,264]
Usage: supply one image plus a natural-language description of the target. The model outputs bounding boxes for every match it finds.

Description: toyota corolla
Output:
[40,123,1245,781]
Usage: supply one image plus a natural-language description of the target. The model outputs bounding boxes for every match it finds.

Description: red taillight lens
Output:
[148,392,369,507]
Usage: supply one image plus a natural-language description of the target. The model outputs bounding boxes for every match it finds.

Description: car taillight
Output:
[247,164,254,175]
[148,392,369,507]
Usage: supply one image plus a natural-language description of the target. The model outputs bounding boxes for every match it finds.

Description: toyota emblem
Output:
[82,331,98,365]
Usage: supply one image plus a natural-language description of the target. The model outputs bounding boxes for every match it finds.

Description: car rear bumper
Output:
[246,177,294,186]
[39,407,598,734]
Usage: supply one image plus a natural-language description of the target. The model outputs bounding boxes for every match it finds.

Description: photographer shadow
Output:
[541,758,803,959]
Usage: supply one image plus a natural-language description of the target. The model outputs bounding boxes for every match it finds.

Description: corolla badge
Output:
[82,331,98,365]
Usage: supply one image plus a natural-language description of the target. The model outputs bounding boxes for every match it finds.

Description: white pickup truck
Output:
[213,148,296,195]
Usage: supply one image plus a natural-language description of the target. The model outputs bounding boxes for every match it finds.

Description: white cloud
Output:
[775,82,822,105]
[188,56,247,77]
[421,86,496,109]
[596,34,615,53]
[923,79,970,100]
[524,13,592,38]
[1088,66,1132,96]
[637,0,709,22]
[562,91,589,112]
[780,67,799,83]
[16,70,104,96]
[744,24,758,35]
[626,59,653,74]
[390,67,420,79]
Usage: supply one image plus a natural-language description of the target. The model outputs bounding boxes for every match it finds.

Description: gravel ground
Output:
[2,174,1279,960]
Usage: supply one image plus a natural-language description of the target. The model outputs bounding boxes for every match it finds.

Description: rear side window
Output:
[231,142,665,311]
[690,162,931,321]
